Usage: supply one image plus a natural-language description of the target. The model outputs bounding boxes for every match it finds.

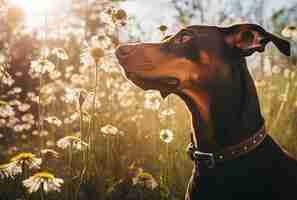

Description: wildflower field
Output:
[0,0,297,200]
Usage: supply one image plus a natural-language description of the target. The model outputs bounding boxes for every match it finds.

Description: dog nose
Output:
[115,45,136,58]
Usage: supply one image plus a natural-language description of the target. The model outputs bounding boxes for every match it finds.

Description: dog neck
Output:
[178,58,264,152]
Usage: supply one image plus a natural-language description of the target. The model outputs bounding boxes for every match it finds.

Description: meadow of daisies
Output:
[0,0,296,200]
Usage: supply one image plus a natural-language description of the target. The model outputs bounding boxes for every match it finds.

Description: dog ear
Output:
[223,24,290,57]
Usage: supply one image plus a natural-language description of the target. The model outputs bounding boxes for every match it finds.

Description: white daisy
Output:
[52,48,69,60]
[30,59,55,75]
[160,109,176,116]
[23,172,64,193]
[10,152,42,170]
[57,136,88,151]
[132,172,158,190]
[41,149,59,159]
[0,161,22,179]
[160,129,174,144]
[44,116,62,127]
[63,87,81,104]
[271,65,281,74]
[281,26,297,41]
[21,113,35,124]
[100,124,118,135]
[144,91,161,111]
[18,103,31,112]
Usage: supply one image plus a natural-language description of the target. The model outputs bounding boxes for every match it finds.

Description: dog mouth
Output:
[241,46,265,56]
[125,72,180,92]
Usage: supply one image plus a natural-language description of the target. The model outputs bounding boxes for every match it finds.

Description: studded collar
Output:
[189,125,267,168]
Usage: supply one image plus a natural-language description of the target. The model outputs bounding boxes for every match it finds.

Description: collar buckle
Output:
[193,150,216,168]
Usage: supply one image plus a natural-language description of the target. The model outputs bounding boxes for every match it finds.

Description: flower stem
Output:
[40,184,45,200]
[68,144,73,200]
[38,74,44,148]
[90,61,99,162]
[84,0,89,40]
[273,82,290,130]
[166,143,169,185]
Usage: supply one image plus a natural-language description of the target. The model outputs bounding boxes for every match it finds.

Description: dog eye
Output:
[241,31,254,45]
[175,31,193,45]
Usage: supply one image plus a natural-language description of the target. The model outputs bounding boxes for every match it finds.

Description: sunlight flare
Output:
[10,0,56,27]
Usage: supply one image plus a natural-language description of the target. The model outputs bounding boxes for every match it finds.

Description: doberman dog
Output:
[115,24,297,200]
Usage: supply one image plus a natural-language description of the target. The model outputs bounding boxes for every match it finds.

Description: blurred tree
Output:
[272,4,297,32]
[271,3,297,65]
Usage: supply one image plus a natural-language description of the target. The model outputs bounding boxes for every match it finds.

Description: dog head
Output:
[115,24,290,98]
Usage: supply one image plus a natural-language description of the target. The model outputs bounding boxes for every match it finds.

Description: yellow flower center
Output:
[90,47,104,62]
[11,152,36,162]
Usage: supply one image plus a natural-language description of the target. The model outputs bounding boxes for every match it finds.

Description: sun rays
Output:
[10,0,59,28]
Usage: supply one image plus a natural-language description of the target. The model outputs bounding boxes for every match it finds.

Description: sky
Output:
[119,0,297,41]
[119,0,296,20]
[121,0,297,25]
[8,0,297,39]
